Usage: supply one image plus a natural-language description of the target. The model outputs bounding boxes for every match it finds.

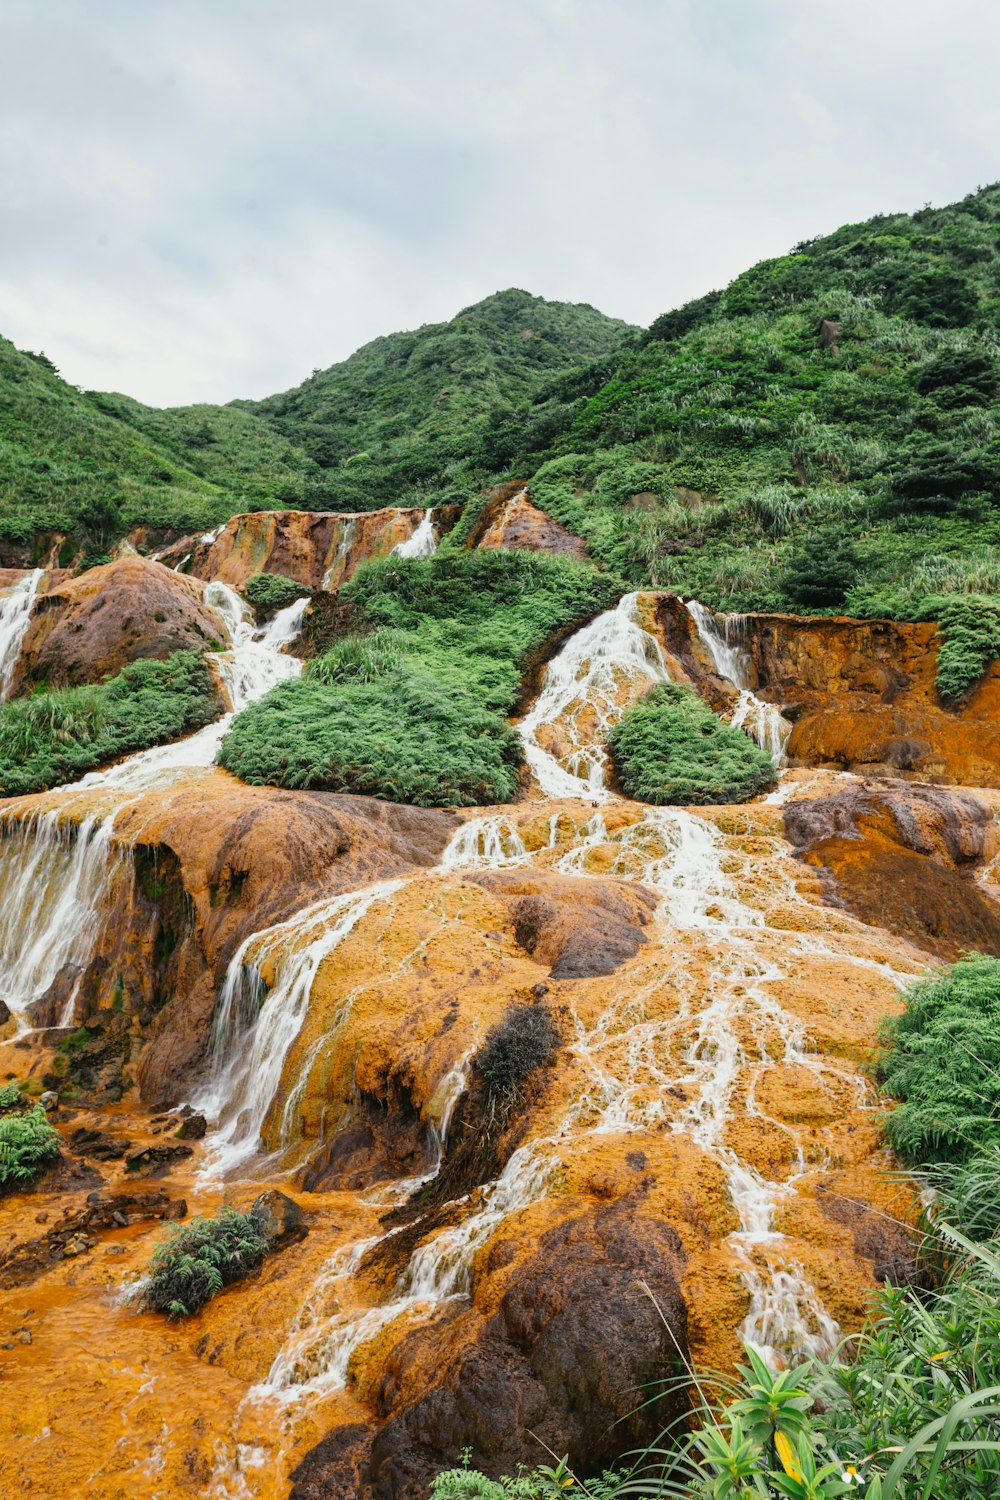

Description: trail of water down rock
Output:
[392,507,438,559]
[685,599,793,764]
[192,880,404,1180]
[518,591,676,799]
[0,580,306,1028]
[0,568,44,701]
[321,516,357,590]
[231,599,916,1422]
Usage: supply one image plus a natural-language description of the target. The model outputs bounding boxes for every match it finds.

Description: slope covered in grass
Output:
[461,184,1000,627]
[0,650,219,797]
[219,550,623,805]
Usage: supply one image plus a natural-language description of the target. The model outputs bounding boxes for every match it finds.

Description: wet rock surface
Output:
[785,779,1000,958]
[465,484,589,560]
[9,554,226,691]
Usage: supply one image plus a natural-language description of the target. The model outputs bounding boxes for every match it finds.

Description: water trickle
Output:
[685,599,792,765]
[392,508,437,559]
[320,516,357,591]
[0,568,44,700]
[194,880,403,1179]
[439,815,528,870]
[518,592,675,799]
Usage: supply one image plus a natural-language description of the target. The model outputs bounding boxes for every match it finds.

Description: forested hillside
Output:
[5,183,1000,622]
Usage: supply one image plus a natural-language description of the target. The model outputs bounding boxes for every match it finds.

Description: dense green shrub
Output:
[933,596,1000,701]
[608,684,776,805]
[879,953,1000,1164]
[306,628,402,685]
[0,1082,22,1110]
[0,1104,59,1189]
[0,650,219,797]
[221,551,622,806]
[145,1207,269,1318]
[242,571,310,615]
[781,526,860,609]
[218,668,522,806]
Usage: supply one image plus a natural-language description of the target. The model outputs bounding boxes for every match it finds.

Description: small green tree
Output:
[781,528,859,610]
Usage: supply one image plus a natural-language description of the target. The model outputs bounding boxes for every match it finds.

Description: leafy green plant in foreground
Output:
[609,683,776,805]
[0,1104,59,1189]
[145,1207,269,1318]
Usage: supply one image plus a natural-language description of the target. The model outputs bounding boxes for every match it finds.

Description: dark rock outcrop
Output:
[784,779,1000,958]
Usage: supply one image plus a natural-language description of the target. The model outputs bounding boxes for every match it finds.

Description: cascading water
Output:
[320,516,357,591]
[0,568,44,700]
[0,578,307,1027]
[392,508,437,559]
[0,811,119,1025]
[685,599,793,764]
[518,592,675,798]
[194,880,403,1179]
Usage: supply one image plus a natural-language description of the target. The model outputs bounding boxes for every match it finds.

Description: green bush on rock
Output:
[220,551,623,807]
[145,1207,269,1318]
[0,1104,59,1190]
[0,650,219,797]
[242,571,310,615]
[608,683,776,805]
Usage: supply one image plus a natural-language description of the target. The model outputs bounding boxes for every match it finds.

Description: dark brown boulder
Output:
[291,1203,688,1500]
[468,870,656,979]
[251,1189,307,1246]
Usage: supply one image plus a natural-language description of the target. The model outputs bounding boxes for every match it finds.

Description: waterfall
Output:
[0,569,44,701]
[392,509,437,559]
[439,815,529,870]
[194,879,403,1179]
[518,592,675,799]
[685,599,792,765]
[321,516,357,591]
[0,578,308,1026]
[0,811,118,1025]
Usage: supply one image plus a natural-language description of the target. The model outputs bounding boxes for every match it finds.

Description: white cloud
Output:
[1,0,998,405]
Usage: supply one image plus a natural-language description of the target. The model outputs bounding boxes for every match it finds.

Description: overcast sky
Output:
[2,0,999,407]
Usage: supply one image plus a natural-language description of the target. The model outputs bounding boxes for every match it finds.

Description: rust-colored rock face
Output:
[8,569,1000,1497]
[188,507,435,591]
[10,555,226,690]
[652,594,1000,786]
[784,779,1000,960]
[466,485,589,559]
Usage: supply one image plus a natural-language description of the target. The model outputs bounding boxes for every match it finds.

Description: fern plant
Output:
[0,1103,60,1188]
[145,1207,270,1317]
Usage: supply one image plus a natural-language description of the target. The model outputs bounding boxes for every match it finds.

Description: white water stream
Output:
[685,599,793,764]
[392,508,437,559]
[518,592,675,799]
[0,568,44,701]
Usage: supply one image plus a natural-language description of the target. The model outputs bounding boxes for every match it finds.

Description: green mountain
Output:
[243,287,634,509]
[0,289,631,556]
[5,184,1000,617]
[457,183,1000,618]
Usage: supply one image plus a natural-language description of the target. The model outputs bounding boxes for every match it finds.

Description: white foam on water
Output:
[321,516,357,590]
[392,509,437,559]
[0,568,44,701]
